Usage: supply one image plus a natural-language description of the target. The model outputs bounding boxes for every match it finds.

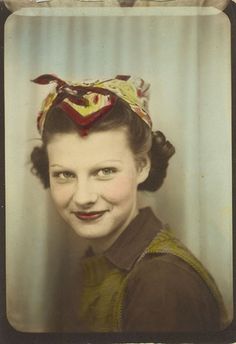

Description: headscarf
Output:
[32,74,152,136]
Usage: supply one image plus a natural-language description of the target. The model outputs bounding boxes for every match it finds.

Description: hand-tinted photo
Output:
[5,1,233,334]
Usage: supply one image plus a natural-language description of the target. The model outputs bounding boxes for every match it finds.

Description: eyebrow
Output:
[50,160,122,168]
[50,164,68,168]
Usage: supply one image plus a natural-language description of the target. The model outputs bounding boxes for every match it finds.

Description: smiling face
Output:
[47,129,150,252]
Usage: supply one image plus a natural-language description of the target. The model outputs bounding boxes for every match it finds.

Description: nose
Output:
[72,178,98,207]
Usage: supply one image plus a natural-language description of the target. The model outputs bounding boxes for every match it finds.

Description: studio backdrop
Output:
[5,6,233,331]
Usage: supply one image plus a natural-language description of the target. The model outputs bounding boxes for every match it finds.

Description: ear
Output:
[136,154,151,185]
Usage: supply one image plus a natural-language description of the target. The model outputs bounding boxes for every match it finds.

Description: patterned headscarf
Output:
[32,74,152,136]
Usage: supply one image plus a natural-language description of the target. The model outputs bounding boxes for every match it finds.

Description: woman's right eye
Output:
[52,171,75,181]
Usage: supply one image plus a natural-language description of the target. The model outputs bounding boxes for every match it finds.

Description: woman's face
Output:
[47,128,150,251]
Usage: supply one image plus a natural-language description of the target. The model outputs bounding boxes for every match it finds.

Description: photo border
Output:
[1,1,236,342]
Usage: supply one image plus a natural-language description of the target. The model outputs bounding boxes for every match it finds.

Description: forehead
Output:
[47,129,134,165]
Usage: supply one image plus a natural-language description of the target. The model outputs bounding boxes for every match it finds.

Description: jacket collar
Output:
[104,207,163,271]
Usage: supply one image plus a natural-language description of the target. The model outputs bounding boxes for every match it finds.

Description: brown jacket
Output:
[63,207,224,332]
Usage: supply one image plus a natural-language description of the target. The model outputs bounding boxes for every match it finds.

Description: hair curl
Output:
[31,98,175,191]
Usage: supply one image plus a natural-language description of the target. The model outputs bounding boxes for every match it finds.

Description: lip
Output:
[73,210,108,221]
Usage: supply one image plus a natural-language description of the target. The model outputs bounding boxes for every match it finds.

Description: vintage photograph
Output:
[4,0,233,336]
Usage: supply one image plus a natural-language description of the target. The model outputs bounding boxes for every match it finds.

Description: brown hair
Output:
[31,98,175,191]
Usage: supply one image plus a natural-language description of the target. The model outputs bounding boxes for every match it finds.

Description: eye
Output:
[52,171,76,181]
[96,168,117,178]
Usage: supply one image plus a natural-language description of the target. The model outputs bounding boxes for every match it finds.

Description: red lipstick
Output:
[73,210,107,221]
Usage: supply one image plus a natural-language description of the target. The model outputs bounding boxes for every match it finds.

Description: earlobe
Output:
[137,155,151,184]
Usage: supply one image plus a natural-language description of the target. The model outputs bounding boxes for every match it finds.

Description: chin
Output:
[66,213,112,239]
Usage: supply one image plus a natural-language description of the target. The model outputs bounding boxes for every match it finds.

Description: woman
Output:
[30,74,227,332]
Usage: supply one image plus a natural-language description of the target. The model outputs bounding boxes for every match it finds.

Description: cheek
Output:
[102,174,138,203]
[50,183,74,208]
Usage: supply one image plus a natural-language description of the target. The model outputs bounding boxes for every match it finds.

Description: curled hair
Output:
[31,146,49,188]
[139,131,175,191]
[31,98,175,191]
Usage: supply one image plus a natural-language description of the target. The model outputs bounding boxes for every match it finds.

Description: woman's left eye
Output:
[96,168,117,178]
